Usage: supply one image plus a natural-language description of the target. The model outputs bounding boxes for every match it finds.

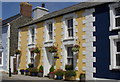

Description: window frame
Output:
[66,18,74,37]
[109,35,120,70]
[28,25,37,45]
[0,51,3,66]
[109,3,120,31]
[47,22,53,40]
[44,19,55,43]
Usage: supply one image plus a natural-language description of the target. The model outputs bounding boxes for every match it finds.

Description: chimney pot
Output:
[42,3,45,8]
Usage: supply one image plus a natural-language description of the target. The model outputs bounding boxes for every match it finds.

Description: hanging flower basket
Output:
[15,50,21,54]
[72,45,80,52]
[54,53,59,59]
[48,46,58,53]
[30,48,35,53]
[34,47,40,54]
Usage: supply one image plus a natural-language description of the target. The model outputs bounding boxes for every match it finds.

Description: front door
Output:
[44,47,54,76]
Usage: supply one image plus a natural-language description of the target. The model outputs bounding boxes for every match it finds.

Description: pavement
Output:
[1,72,79,82]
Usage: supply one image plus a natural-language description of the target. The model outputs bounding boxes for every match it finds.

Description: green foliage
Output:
[15,50,21,54]
[65,65,73,70]
[48,46,58,53]
[39,65,43,73]
[49,66,55,72]
[34,47,40,53]
[54,69,64,76]
[80,73,85,78]
[27,68,38,73]
[72,45,80,52]
[65,70,76,77]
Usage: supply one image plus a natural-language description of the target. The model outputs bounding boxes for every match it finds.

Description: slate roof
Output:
[2,14,21,26]
[19,2,109,28]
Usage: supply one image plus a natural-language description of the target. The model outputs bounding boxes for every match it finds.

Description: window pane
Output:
[67,47,73,57]
[116,54,120,66]
[115,7,120,16]
[31,28,34,35]
[67,19,73,28]
[116,41,120,52]
[0,58,1,64]
[115,17,120,27]
[0,52,2,57]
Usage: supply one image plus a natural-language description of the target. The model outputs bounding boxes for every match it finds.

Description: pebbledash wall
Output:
[18,10,86,79]
[93,3,120,80]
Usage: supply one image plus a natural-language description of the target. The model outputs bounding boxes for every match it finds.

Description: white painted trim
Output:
[7,23,10,72]
[109,35,120,70]
[0,51,3,66]
[60,13,79,71]
[82,8,96,80]
[109,3,120,31]
[44,19,55,45]
[61,13,78,41]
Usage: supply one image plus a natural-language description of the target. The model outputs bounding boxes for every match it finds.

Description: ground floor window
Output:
[109,35,120,70]
[67,46,74,70]
[0,52,2,65]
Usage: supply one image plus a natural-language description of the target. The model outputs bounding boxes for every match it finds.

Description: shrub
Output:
[65,65,73,70]
[28,63,34,68]
[27,68,38,73]
[65,70,76,77]
[49,66,55,73]
[39,65,43,73]
[54,69,64,76]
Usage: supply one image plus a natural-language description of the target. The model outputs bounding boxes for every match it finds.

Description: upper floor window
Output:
[48,23,53,40]
[31,28,35,43]
[44,19,55,42]
[109,3,120,31]
[115,7,120,27]
[67,18,73,37]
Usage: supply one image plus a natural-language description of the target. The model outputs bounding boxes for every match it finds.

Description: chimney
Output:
[20,2,32,17]
[33,4,49,20]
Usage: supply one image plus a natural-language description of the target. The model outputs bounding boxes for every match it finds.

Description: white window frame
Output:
[44,19,55,43]
[109,3,120,31]
[62,13,78,41]
[28,25,37,45]
[109,35,120,70]
[0,51,3,66]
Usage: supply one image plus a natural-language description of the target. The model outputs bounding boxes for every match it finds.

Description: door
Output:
[44,47,54,76]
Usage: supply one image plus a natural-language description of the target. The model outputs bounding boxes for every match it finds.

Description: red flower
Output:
[49,72,54,74]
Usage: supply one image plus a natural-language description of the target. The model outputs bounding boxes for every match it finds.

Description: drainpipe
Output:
[7,23,11,77]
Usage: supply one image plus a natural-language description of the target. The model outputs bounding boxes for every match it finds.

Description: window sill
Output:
[63,37,75,42]
[110,26,120,31]
[44,40,54,44]
[109,65,120,71]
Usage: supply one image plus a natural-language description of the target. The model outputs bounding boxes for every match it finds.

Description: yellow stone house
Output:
[18,2,95,80]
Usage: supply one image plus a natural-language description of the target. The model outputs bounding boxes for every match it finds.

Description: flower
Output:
[72,45,80,52]
[48,46,58,53]
[49,72,54,74]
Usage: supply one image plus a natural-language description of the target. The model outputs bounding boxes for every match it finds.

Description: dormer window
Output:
[109,3,120,31]
[67,18,73,37]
